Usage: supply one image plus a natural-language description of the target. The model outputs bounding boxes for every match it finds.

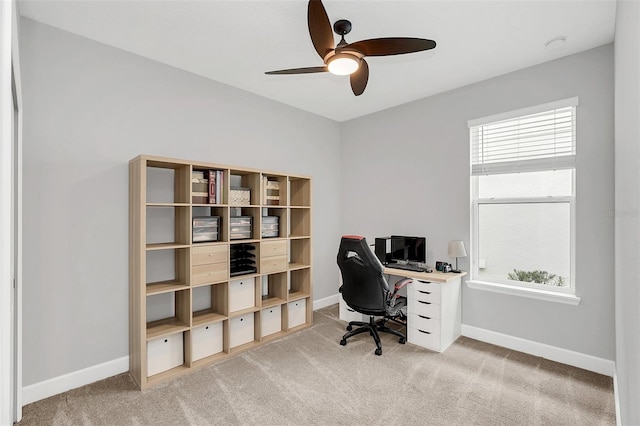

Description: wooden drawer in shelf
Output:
[261,255,287,274]
[261,239,287,257]
[192,245,228,266]
[192,245,228,286]
[192,264,228,286]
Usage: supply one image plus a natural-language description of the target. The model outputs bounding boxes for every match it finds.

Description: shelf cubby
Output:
[260,207,287,239]
[146,162,190,205]
[192,206,227,243]
[260,273,288,307]
[261,173,288,206]
[146,248,190,289]
[146,205,191,247]
[191,167,228,205]
[289,177,311,207]
[192,283,228,327]
[289,238,311,269]
[230,243,258,278]
[229,170,261,206]
[289,207,310,238]
[146,289,191,340]
[289,268,311,301]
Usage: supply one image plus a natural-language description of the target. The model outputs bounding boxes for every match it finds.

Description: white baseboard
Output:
[313,294,339,310]
[613,368,621,426]
[461,325,615,377]
[22,297,340,406]
[22,356,129,405]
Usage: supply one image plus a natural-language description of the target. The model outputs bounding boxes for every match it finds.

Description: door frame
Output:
[1,0,22,423]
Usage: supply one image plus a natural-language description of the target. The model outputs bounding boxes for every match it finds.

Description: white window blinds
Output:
[469,98,578,175]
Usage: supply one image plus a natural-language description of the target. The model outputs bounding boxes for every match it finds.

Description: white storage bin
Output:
[229,313,255,348]
[229,277,255,312]
[287,299,307,329]
[147,333,184,376]
[261,305,282,337]
[191,322,223,361]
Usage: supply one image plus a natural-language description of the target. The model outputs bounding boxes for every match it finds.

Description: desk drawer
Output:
[260,255,288,274]
[192,263,228,285]
[407,297,441,319]
[408,286,441,305]
[192,245,228,266]
[407,327,441,352]
[408,312,441,333]
[261,240,287,257]
[412,280,441,294]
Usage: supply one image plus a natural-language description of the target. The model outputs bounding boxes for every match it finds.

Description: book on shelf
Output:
[204,170,224,204]
[192,171,208,204]
[263,177,280,205]
[206,170,216,204]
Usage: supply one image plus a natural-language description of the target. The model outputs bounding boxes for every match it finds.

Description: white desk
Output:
[339,268,466,353]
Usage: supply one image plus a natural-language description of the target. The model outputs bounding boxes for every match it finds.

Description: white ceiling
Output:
[18,0,617,122]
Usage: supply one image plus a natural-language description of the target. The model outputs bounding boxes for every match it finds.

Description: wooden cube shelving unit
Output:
[129,155,313,389]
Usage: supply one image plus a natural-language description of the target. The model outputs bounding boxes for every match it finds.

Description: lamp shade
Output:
[448,240,467,258]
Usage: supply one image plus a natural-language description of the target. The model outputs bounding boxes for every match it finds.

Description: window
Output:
[469,98,577,296]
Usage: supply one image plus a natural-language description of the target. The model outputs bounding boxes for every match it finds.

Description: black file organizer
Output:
[230,243,257,277]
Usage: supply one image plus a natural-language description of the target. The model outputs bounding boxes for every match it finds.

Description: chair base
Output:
[339,315,406,355]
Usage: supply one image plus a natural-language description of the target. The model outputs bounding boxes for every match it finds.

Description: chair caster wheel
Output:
[346,325,352,331]
[375,348,382,356]
[399,337,406,344]
[340,339,347,346]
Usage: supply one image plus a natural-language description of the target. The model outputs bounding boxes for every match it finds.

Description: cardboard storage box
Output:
[230,187,251,206]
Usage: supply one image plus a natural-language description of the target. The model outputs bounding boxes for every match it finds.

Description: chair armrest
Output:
[390,278,413,307]
[393,278,413,292]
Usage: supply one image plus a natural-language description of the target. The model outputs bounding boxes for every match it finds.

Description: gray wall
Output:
[19,18,342,386]
[614,1,640,424]
[341,44,614,360]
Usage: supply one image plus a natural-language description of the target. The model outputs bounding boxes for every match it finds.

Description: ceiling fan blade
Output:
[346,37,436,57]
[350,59,369,96]
[307,0,335,58]
[265,66,328,75]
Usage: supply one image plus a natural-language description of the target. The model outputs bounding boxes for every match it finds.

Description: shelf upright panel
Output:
[129,157,146,389]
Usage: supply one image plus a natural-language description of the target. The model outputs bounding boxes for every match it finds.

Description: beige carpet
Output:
[18,305,615,425]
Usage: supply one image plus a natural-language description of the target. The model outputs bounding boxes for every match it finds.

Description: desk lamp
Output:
[448,240,467,273]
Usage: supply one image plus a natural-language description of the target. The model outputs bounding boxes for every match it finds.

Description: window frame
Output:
[471,171,576,295]
[468,98,580,302]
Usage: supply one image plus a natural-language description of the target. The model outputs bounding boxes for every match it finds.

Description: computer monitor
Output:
[390,235,426,264]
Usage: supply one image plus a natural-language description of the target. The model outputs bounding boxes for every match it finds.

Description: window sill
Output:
[466,280,581,305]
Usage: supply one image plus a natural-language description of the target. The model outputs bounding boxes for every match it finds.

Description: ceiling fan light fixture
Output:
[327,53,360,75]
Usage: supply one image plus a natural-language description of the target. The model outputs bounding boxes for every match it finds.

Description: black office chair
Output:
[337,235,411,355]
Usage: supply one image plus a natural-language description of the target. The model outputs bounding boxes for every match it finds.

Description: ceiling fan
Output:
[265,0,436,96]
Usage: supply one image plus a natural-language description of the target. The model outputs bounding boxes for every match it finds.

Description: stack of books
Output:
[263,177,280,205]
[207,170,224,204]
[192,171,208,204]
